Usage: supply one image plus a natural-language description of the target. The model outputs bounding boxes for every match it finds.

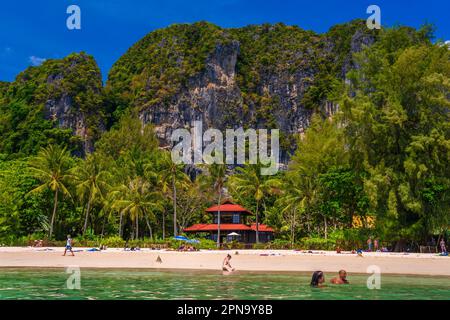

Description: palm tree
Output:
[72,154,111,235]
[275,177,305,247]
[103,185,124,237]
[201,162,227,248]
[144,163,171,239]
[111,177,157,240]
[28,144,73,238]
[158,152,190,237]
[228,163,278,243]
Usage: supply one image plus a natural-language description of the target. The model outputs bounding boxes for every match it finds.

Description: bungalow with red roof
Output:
[184,200,275,244]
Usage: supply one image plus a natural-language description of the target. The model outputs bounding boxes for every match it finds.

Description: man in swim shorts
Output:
[63,234,75,256]
[330,270,349,284]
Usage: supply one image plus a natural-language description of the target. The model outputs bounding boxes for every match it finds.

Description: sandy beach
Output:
[0,247,449,276]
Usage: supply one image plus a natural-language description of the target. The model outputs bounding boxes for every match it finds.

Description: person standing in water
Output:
[330,270,349,284]
[222,254,235,272]
[63,234,75,256]
[310,271,325,287]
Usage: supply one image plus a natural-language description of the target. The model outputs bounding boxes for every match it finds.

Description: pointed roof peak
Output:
[205,201,253,215]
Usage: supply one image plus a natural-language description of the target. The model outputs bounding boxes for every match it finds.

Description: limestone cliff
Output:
[0,52,104,155]
[107,20,377,162]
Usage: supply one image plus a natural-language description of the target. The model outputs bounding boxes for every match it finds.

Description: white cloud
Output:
[1,47,13,57]
[29,55,46,66]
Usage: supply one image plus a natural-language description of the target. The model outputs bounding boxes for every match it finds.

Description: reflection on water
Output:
[0,268,449,300]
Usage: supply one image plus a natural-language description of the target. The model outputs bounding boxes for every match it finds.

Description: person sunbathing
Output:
[222,254,235,272]
[330,270,349,284]
[33,240,43,247]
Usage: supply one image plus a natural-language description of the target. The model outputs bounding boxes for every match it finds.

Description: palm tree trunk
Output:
[217,192,222,248]
[162,211,166,240]
[291,207,296,248]
[144,213,153,240]
[136,216,139,240]
[255,200,259,244]
[83,194,92,235]
[49,189,58,238]
[306,212,311,235]
[324,215,328,239]
[172,176,177,237]
[101,215,106,237]
[119,211,123,237]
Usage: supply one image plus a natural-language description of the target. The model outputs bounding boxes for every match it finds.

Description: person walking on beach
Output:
[222,254,235,273]
[440,238,447,254]
[374,238,379,252]
[63,235,75,256]
[367,237,373,252]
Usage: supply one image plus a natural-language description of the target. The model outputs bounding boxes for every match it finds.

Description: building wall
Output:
[212,212,245,224]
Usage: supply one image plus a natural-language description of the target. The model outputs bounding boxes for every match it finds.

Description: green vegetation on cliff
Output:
[0,21,448,251]
[0,52,104,157]
[107,22,232,111]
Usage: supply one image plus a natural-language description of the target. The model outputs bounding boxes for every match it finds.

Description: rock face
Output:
[43,93,92,151]
[0,20,377,158]
[42,53,105,154]
[139,40,243,142]
[2,52,105,155]
[108,20,377,162]
[340,28,377,78]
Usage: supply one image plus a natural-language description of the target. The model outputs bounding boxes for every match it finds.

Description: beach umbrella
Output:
[227,232,240,242]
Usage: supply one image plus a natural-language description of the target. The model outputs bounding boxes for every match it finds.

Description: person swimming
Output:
[330,270,349,284]
[222,254,235,272]
[310,271,325,287]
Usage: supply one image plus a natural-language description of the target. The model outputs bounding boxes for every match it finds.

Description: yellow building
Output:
[352,215,376,229]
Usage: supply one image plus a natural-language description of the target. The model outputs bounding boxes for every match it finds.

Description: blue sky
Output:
[1,0,449,82]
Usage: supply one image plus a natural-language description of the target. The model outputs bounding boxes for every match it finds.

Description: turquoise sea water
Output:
[0,268,449,300]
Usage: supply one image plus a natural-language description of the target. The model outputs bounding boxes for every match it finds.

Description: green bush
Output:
[330,229,373,250]
[300,237,336,250]
[265,239,295,249]
[198,239,217,250]
[252,243,267,250]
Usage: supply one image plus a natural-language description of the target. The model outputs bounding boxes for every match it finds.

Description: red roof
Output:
[184,224,251,232]
[250,223,274,232]
[184,223,274,233]
[205,202,252,215]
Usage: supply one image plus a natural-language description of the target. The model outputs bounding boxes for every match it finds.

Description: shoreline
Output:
[3,265,450,279]
[1,247,449,276]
